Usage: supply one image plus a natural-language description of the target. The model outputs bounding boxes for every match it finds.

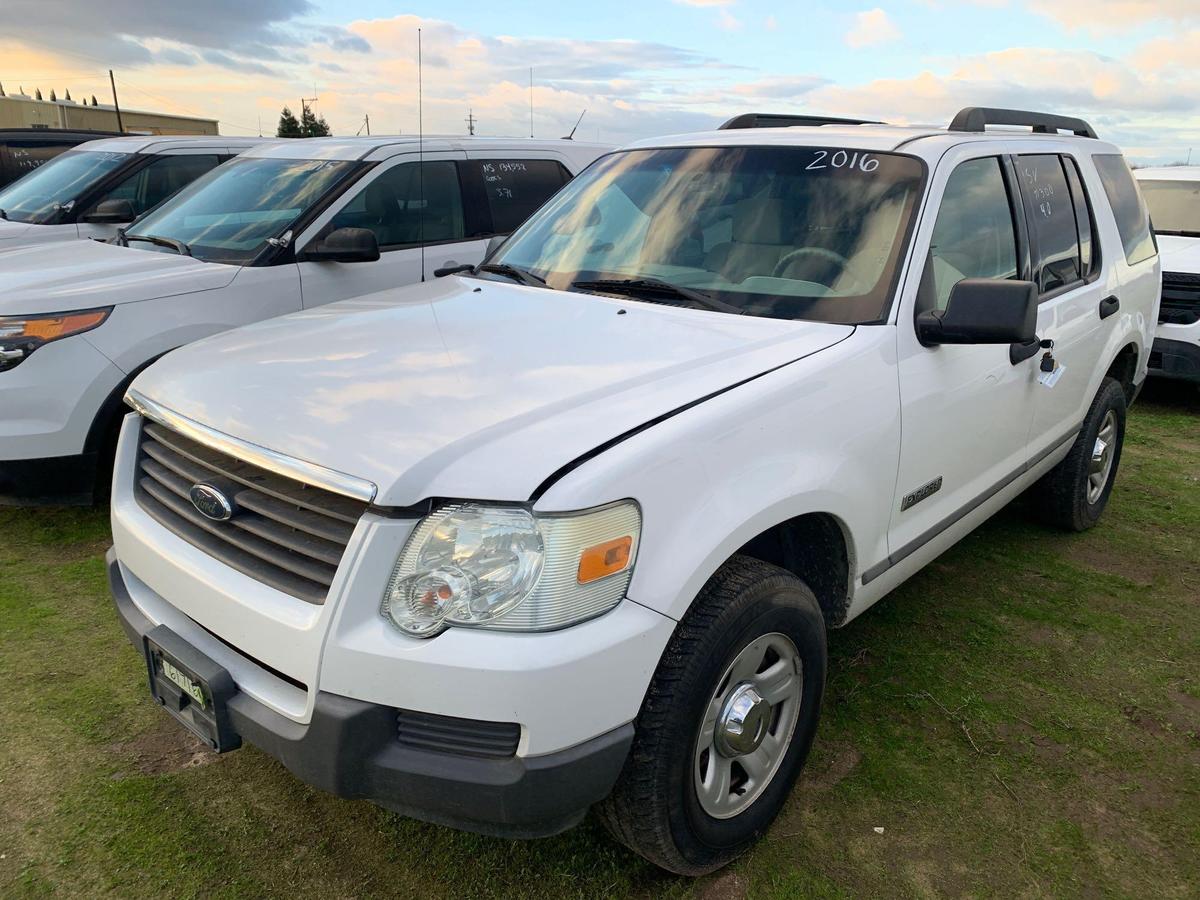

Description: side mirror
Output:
[916,278,1038,347]
[300,227,380,263]
[82,198,136,224]
[484,234,507,260]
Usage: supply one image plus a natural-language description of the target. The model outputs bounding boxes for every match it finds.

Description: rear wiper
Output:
[477,263,546,288]
[125,234,192,256]
[570,277,743,314]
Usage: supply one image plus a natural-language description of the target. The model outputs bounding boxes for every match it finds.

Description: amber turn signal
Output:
[577,535,634,584]
[20,309,111,341]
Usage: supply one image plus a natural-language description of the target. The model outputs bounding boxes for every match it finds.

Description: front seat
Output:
[705,198,789,283]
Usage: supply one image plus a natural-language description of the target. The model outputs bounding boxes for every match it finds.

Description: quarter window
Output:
[471,159,571,234]
[1017,155,1084,294]
[330,160,465,248]
[1094,154,1157,265]
[924,157,1019,311]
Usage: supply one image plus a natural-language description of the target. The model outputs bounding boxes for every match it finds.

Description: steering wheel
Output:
[771,246,854,284]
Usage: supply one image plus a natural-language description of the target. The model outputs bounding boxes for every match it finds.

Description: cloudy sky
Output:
[3,0,1199,163]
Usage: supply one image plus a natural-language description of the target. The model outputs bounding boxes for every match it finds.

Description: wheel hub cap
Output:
[1087,410,1117,505]
[693,632,803,819]
[715,684,770,757]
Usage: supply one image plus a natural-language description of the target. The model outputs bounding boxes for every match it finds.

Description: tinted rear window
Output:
[473,159,571,234]
[1093,154,1156,265]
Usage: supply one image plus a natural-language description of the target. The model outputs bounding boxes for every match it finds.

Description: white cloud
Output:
[845,8,903,48]
[765,15,778,30]
[1030,0,1200,32]
[718,9,743,30]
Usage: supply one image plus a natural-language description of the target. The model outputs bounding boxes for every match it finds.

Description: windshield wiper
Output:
[125,234,192,256]
[476,262,546,288]
[570,277,743,314]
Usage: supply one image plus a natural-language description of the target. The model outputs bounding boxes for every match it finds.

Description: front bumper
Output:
[1148,336,1200,383]
[109,549,635,838]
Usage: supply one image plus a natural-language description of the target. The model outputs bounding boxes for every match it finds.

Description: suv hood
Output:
[0,238,238,315]
[134,277,852,507]
[1157,234,1200,274]
[0,218,35,243]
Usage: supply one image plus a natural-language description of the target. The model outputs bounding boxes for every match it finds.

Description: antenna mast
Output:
[418,27,426,282]
[529,67,534,138]
[563,109,587,140]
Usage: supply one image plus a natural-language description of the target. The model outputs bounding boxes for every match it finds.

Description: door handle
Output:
[1099,295,1120,320]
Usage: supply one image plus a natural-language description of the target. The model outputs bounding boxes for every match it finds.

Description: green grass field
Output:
[1,383,1197,898]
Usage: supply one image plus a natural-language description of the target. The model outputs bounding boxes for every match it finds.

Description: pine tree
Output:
[299,104,331,137]
[276,106,303,138]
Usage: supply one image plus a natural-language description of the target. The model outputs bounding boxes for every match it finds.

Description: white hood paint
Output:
[134,277,853,506]
[0,218,37,244]
[1156,234,1200,275]
[0,239,239,315]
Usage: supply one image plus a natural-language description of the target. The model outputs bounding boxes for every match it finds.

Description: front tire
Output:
[1034,376,1127,532]
[597,556,826,875]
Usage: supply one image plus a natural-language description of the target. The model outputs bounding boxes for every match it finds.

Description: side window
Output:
[8,140,74,176]
[924,157,1019,310]
[329,160,465,248]
[1062,157,1097,276]
[471,159,572,235]
[1093,154,1157,265]
[1017,155,1085,294]
[95,154,221,216]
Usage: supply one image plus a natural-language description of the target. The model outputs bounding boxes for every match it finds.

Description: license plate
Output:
[144,625,241,753]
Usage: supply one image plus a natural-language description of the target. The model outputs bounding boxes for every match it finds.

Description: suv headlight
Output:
[0,307,112,372]
[382,501,640,637]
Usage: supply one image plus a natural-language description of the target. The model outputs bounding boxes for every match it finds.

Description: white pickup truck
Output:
[107,108,1159,874]
[0,136,608,501]
[1135,166,1200,384]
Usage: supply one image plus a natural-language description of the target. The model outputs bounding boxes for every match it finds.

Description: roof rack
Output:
[718,113,883,130]
[948,107,1098,139]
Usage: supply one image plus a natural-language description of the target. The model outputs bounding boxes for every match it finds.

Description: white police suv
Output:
[107,109,1158,873]
[0,135,608,500]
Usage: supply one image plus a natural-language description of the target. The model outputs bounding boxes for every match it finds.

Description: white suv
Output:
[1135,166,1200,384]
[107,109,1159,874]
[0,136,608,500]
[0,135,268,247]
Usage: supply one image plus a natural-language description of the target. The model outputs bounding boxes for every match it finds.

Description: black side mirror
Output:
[300,227,380,263]
[916,278,1037,347]
[82,198,136,224]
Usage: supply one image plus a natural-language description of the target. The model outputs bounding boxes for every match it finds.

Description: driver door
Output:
[295,151,476,308]
[884,146,1040,575]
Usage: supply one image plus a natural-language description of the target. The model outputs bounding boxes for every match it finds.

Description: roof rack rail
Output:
[948,107,1097,139]
[719,113,883,130]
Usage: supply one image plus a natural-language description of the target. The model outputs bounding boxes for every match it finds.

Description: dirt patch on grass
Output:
[1063,542,1160,587]
[694,871,748,900]
[110,717,215,776]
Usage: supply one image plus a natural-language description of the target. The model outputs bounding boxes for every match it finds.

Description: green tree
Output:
[276,106,303,138]
[300,104,331,137]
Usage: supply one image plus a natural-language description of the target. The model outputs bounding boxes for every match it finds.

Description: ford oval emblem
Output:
[189,483,234,521]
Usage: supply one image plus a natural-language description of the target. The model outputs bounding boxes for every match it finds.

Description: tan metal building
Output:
[0,88,218,135]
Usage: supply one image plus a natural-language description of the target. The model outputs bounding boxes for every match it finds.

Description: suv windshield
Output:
[491,146,925,323]
[1139,179,1200,237]
[125,157,358,264]
[0,149,131,224]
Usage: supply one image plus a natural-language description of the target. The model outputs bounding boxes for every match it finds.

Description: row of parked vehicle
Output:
[0,107,1191,874]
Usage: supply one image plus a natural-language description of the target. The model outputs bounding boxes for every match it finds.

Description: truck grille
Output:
[1161,271,1200,326]
[397,710,521,758]
[133,420,369,604]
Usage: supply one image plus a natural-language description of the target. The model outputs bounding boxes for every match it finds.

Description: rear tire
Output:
[597,556,826,875]
[1034,376,1126,532]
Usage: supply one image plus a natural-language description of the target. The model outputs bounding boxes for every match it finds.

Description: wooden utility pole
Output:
[108,70,124,133]
[465,109,476,136]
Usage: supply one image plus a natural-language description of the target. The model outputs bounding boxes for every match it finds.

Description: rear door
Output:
[457,153,574,243]
[1016,151,1122,461]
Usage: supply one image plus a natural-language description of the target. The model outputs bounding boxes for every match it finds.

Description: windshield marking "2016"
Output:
[806,150,881,173]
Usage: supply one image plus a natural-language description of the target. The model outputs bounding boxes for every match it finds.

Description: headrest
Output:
[733,197,786,244]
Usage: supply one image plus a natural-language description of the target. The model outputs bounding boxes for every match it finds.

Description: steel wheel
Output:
[1087,409,1117,505]
[693,632,803,819]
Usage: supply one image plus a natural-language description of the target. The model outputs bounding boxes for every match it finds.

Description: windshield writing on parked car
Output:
[491,146,926,324]
[1139,180,1200,237]
[125,157,358,264]
[0,150,131,224]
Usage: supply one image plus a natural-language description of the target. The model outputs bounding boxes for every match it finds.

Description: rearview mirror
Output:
[300,227,380,263]
[916,279,1037,347]
[82,198,136,225]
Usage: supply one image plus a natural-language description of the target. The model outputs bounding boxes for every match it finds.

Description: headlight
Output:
[0,307,112,371]
[382,500,640,637]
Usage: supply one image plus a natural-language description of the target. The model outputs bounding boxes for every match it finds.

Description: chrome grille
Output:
[1161,271,1200,326]
[134,420,368,604]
